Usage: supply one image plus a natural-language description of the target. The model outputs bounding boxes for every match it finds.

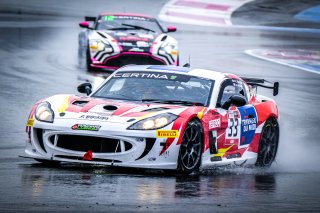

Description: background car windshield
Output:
[93,72,214,106]
[96,15,162,32]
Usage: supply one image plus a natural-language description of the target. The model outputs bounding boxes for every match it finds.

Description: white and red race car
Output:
[79,13,178,71]
[24,65,279,174]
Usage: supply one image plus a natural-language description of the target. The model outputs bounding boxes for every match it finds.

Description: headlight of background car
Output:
[35,102,54,123]
[128,113,178,130]
[160,43,178,56]
[89,40,112,53]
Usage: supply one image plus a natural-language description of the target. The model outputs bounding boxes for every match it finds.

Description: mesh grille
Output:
[56,135,132,153]
[105,54,165,67]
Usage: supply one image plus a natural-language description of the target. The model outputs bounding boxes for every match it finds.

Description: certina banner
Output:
[71,124,101,131]
[113,72,190,81]
[156,130,178,138]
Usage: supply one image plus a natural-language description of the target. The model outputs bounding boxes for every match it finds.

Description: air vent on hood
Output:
[72,100,89,107]
[141,107,170,112]
[103,105,118,111]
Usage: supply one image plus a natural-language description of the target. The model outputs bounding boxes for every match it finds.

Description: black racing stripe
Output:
[94,50,103,58]
[158,47,174,64]
[135,138,156,161]
[97,46,114,61]
[97,52,109,61]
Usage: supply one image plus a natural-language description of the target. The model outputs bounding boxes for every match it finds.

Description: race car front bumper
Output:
[24,121,180,170]
[90,52,167,71]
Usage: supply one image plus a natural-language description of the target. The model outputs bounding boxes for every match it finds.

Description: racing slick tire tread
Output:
[177,118,203,174]
[255,117,279,167]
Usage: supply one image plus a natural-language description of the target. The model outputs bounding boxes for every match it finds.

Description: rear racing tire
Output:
[255,117,279,167]
[177,119,203,174]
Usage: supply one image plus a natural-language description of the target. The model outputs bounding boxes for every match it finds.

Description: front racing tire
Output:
[255,117,279,167]
[177,119,203,174]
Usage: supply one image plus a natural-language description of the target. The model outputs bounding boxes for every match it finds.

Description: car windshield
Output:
[92,71,214,106]
[96,15,163,33]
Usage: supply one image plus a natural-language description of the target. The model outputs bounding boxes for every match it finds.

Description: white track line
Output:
[245,49,320,75]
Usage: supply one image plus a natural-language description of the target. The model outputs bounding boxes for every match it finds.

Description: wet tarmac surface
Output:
[0,0,319,212]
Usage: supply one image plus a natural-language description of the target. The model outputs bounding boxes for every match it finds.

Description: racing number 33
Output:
[227,112,239,138]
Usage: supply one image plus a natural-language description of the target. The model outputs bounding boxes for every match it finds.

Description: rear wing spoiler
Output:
[85,16,97,22]
[241,77,279,96]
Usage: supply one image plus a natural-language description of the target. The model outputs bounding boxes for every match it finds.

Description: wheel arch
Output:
[176,116,204,174]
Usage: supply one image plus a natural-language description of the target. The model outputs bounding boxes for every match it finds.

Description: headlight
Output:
[35,102,54,123]
[127,113,178,130]
[89,40,112,52]
[161,43,178,55]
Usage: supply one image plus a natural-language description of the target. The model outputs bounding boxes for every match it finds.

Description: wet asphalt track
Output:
[0,0,320,212]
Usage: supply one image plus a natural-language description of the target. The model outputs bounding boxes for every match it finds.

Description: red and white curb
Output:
[245,49,320,75]
[158,0,252,26]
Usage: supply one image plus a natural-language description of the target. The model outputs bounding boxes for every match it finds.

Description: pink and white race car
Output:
[23,65,279,174]
[79,13,178,71]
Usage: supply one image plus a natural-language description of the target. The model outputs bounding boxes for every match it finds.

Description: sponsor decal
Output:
[79,115,109,121]
[71,124,101,131]
[104,15,115,21]
[129,47,144,52]
[136,41,149,47]
[147,157,156,161]
[119,42,133,46]
[238,106,257,146]
[105,15,148,21]
[138,34,154,39]
[209,118,220,129]
[156,130,178,138]
[26,119,34,127]
[113,71,192,82]
[114,72,169,79]
[242,117,257,132]
[119,36,148,42]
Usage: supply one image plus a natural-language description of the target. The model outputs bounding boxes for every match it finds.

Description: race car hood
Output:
[97,30,159,53]
[43,94,190,124]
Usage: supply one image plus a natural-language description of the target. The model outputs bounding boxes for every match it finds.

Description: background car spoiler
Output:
[241,77,279,96]
[85,16,96,22]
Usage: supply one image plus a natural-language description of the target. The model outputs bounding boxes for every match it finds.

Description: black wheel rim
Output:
[180,123,202,170]
[259,121,278,166]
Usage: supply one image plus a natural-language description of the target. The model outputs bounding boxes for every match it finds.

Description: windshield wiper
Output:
[121,23,155,32]
[141,99,204,106]
[107,27,135,31]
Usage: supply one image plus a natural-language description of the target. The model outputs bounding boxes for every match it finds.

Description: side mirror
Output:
[167,26,177,32]
[79,21,89,28]
[77,82,92,95]
[222,94,247,110]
